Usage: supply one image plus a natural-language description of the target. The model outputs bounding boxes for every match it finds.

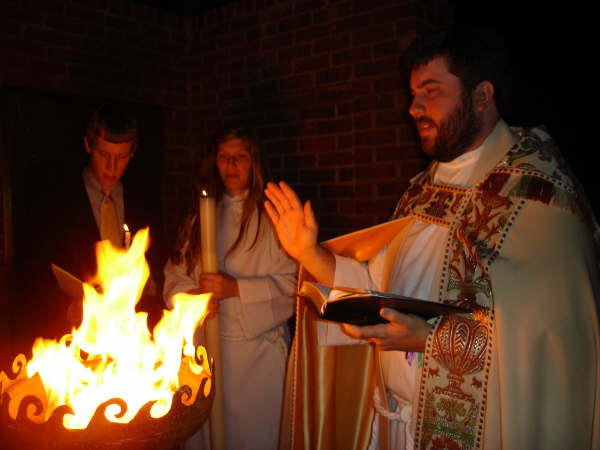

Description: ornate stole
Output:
[391,127,598,449]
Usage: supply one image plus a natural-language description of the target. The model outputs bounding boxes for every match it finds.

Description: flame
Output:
[1,228,210,429]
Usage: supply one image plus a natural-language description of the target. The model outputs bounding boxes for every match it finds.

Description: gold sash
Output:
[280,217,413,450]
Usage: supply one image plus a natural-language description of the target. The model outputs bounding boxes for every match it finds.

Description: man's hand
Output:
[264,181,319,261]
[342,308,433,352]
[264,181,336,285]
[197,272,240,301]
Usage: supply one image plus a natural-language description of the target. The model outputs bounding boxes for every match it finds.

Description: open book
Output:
[299,281,470,326]
[51,264,84,301]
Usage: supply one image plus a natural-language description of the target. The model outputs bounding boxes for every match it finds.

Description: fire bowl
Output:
[0,373,213,450]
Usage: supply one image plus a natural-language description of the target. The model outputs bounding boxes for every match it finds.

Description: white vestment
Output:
[164,192,297,450]
[316,121,600,449]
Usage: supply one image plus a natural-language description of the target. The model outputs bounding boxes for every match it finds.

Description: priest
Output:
[265,27,600,449]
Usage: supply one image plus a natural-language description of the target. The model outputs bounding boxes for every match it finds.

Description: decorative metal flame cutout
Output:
[0,353,214,449]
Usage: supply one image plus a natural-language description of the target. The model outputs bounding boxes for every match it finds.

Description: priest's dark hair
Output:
[170,126,272,275]
[402,26,513,118]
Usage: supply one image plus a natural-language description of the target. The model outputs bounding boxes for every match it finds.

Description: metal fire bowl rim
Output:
[0,377,214,450]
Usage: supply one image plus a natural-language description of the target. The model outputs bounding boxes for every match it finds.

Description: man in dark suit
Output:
[13,103,164,354]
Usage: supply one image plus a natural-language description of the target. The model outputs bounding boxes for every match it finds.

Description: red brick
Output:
[294,0,327,14]
[300,136,335,153]
[320,184,355,197]
[286,73,315,90]
[376,110,404,126]
[376,180,410,197]
[373,3,417,24]
[339,199,356,214]
[339,168,355,182]
[315,66,351,85]
[318,150,353,167]
[353,0,400,13]
[338,134,353,149]
[356,163,396,179]
[295,23,330,43]
[354,58,397,77]
[278,43,312,61]
[313,35,350,54]
[291,184,319,200]
[333,13,371,33]
[301,104,335,120]
[354,182,375,197]
[353,113,372,130]
[332,46,371,66]
[314,2,353,23]
[317,85,354,104]
[355,128,396,146]
[295,54,329,73]
[317,118,352,134]
[351,24,394,46]
[284,153,317,168]
[310,199,338,213]
[279,12,312,32]
[265,139,299,154]
[374,40,400,58]
[353,94,394,112]
[399,159,429,178]
[271,168,299,183]
[374,75,402,93]
[356,198,396,215]
[354,148,373,164]
[261,32,293,51]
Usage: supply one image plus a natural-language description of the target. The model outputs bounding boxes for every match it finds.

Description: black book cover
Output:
[299,281,471,326]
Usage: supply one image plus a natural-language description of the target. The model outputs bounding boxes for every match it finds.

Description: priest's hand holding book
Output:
[341,308,431,352]
[265,181,432,353]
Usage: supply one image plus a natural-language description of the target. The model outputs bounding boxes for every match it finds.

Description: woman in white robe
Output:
[164,128,297,450]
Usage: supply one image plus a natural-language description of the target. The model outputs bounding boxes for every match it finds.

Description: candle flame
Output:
[123,223,129,232]
[201,189,208,197]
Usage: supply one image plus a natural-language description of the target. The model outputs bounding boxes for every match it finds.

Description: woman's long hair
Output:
[171,127,269,274]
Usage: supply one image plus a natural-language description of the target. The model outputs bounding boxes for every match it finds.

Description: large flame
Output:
[1,228,211,429]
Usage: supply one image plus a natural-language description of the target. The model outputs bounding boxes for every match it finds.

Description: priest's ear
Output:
[84,136,92,155]
[473,81,495,113]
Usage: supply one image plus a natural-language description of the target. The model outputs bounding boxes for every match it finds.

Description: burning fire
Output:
[0,228,211,430]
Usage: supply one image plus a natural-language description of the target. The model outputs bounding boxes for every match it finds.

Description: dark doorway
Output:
[0,87,166,367]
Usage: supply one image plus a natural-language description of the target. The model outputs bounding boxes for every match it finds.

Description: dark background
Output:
[454,2,595,212]
[139,0,595,212]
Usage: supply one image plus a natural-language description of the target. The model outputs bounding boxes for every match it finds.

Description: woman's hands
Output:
[198,272,240,316]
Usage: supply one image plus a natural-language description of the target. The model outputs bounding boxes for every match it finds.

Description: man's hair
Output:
[403,27,513,117]
[85,103,138,151]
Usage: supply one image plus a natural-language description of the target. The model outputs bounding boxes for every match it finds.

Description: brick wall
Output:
[0,0,427,268]
[185,0,425,239]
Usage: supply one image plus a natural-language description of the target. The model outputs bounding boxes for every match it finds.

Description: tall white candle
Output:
[198,188,226,450]
[199,190,218,272]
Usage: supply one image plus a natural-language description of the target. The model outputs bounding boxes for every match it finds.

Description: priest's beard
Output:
[417,91,482,163]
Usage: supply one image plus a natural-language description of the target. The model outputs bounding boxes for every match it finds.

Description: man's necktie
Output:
[100,189,121,248]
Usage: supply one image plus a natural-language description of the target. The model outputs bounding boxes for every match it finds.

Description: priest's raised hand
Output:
[264,181,335,285]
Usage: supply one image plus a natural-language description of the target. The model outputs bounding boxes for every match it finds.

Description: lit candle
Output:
[123,224,131,249]
[198,190,218,272]
[198,188,226,450]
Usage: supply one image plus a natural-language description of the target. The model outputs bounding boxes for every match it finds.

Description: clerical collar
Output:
[435,144,484,186]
